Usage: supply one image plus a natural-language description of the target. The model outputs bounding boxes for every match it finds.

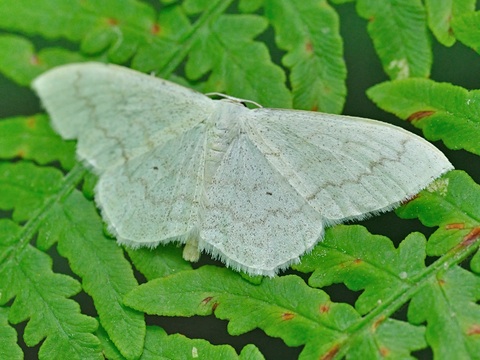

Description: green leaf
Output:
[0,307,22,360]
[5,0,154,65]
[397,171,480,358]
[397,171,480,256]
[0,0,158,64]
[239,344,266,360]
[238,0,264,13]
[96,323,266,360]
[126,245,192,280]
[0,114,76,169]
[130,4,193,73]
[141,326,265,360]
[425,0,476,46]
[0,35,90,86]
[124,266,429,359]
[0,218,102,359]
[183,0,211,14]
[0,0,96,40]
[38,190,146,359]
[264,0,346,113]
[0,162,64,222]
[356,0,431,79]
[472,247,480,274]
[124,267,358,354]
[452,11,480,55]
[347,319,426,359]
[96,322,125,360]
[82,171,98,200]
[294,226,426,314]
[0,0,290,107]
[329,0,355,4]
[79,0,157,63]
[408,266,480,359]
[0,161,145,359]
[295,174,480,357]
[367,78,480,155]
[185,11,291,108]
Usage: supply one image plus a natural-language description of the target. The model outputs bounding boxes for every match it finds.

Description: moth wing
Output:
[201,133,324,277]
[96,124,207,247]
[245,108,453,223]
[32,62,214,172]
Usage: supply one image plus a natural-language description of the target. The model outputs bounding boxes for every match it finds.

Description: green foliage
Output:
[355,0,432,79]
[0,307,22,360]
[98,325,265,360]
[0,217,102,359]
[294,226,428,315]
[398,171,480,256]
[124,266,428,359]
[39,189,146,359]
[263,0,346,112]
[0,114,76,169]
[425,0,476,47]
[0,0,479,359]
[451,10,480,55]
[368,79,480,155]
[183,11,291,108]
[0,35,90,86]
[138,326,265,360]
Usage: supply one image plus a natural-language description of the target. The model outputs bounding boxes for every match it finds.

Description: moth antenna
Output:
[206,92,263,108]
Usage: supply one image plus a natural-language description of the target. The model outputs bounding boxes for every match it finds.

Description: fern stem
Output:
[335,235,479,358]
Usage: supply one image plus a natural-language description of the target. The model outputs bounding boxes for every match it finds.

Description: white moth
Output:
[32,63,453,276]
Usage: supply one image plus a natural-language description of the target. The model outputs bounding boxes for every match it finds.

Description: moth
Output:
[33,63,453,276]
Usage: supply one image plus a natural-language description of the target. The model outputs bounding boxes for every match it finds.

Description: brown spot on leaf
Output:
[201,296,218,311]
[305,41,313,54]
[281,312,295,321]
[151,23,161,35]
[407,110,435,122]
[446,223,465,230]
[467,324,480,335]
[30,55,40,66]
[353,258,362,264]
[17,149,26,158]
[201,296,213,305]
[26,116,36,128]
[462,227,480,246]
[379,347,390,356]
[321,345,339,360]
[438,279,446,286]
[319,304,330,314]
[372,315,385,331]
[311,103,318,112]
[107,17,119,26]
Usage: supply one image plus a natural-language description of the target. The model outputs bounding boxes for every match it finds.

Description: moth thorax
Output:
[203,101,245,182]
